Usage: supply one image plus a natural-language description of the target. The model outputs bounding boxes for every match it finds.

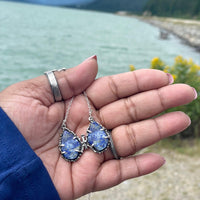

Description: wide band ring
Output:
[109,131,120,160]
[44,70,62,102]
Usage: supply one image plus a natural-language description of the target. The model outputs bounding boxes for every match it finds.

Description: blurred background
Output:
[0,0,200,199]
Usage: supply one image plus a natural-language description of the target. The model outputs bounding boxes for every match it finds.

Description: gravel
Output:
[140,16,200,51]
[79,148,200,200]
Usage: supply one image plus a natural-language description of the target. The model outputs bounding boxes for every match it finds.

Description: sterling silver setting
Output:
[86,118,111,154]
[59,128,84,162]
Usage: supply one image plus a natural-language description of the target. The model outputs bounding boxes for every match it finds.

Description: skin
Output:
[0,56,196,200]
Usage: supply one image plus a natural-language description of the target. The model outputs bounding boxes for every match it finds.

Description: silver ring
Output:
[109,131,120,160]
[44,70,62,102]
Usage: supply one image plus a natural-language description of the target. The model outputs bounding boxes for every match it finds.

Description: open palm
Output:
[0,57,196,200]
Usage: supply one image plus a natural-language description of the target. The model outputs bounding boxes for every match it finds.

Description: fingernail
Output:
[192,87,198,99]
[162,157,166,166]
[163,158,166,165]
[85,55,97,62]
[187,116,191,126]
[167,73,174,84]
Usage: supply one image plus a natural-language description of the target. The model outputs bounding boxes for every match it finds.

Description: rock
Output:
[139,16,200,51]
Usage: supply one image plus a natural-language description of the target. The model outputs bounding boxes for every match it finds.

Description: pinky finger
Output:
[93,153,165,191]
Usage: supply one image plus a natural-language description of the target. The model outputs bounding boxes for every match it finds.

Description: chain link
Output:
[62,97,74,129]
[83,91,93,121]
[62,91,93,129]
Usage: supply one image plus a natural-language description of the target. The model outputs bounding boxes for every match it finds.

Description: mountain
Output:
[81,0,149,13]
[144,0,200,18]
[4,0,149,13]
[4,0,96,6]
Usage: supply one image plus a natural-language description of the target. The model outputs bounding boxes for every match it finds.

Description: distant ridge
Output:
[144,0,200,18]
[3,0,96,6]
[81,0,149,13]
[4,0,150,13]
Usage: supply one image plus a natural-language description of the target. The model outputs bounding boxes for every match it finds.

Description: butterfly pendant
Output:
[59,120,111,162]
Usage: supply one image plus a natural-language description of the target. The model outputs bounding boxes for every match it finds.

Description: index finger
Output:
[87,69,172,109]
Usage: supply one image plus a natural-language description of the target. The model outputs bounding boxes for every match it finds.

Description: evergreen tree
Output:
[144,0,200,18]
[82,0,148,13]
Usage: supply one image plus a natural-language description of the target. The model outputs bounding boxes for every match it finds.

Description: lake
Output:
[0,1,200,91]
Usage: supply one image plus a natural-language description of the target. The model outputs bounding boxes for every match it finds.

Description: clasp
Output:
[81,135,88,150]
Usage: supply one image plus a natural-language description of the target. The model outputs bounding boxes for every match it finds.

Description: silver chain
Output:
[62,97,74,129]
[87,193,91,200]
[83,91,93,121]
[62,91,93,129]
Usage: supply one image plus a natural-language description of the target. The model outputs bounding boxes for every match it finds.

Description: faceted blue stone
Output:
[87,121,109,152]
[60,129,82,161]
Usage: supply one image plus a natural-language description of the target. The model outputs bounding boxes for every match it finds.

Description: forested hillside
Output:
[82,0,148,13]
[144,0,200,18]
[6,0,200,18]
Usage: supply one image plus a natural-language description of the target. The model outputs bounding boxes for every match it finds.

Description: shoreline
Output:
[137,16,200,52]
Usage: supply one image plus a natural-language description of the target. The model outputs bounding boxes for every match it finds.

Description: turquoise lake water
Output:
[0,1,200,91]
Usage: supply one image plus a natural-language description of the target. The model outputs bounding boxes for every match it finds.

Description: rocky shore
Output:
[139,16,200,51]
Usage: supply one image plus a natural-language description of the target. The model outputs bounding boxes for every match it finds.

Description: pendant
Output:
[87,120,110,153]
[59,128,83,162]
[59,120,110,162]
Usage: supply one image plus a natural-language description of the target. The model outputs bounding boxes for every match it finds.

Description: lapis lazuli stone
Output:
[60,129,82,161]
[87,121,110,152]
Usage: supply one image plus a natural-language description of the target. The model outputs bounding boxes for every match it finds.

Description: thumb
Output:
[33,55,98,104]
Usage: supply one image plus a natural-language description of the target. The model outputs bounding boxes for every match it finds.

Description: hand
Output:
[0,56,196,200]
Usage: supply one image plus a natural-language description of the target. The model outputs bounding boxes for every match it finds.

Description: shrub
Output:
[131,56,200,138]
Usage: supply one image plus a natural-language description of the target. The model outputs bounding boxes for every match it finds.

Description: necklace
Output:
[59,92,111,162]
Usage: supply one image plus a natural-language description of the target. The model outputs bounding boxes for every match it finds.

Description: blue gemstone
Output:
[87,121,110,152]
[60,129,82,161]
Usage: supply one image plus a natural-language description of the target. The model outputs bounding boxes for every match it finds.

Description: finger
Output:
[94,153,165,191]
[111,111,190,158]
[99,84,196,129]
[53,56,98,100]
[19,56,98,105]
[87,69,172,109]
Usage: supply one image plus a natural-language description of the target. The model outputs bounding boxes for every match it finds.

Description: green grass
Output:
[148,138,200,157]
